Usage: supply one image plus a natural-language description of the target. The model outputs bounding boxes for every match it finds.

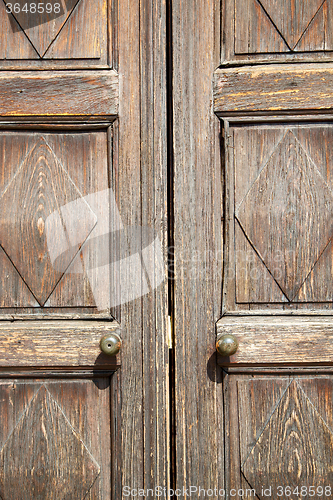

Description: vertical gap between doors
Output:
[166,0,176,493]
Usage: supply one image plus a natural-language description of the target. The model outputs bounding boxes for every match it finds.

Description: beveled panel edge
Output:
[216,316,333,366]
[0,320,121,368]
[214,64,333,116]
[0,70,118,119]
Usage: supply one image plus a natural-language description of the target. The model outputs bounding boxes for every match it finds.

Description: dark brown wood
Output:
[139,0,169,490]
[0,379,111,499]
[218,3,333,496]
[173,0,224,492]
[225,375,333,500]
[0,0,109,68]
[0,131,110,312]
[214,64,333,115]
[222,0,333,65]
[0,320,120,367]
[0,71,118,118]
[217,317,333,365]
[0,1,168,497]
[223,122,333,312]
[236,129,333,301]
[115,0,169,494]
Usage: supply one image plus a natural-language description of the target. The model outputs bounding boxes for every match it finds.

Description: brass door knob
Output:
[100,332,122,356]
[216,334,238,357]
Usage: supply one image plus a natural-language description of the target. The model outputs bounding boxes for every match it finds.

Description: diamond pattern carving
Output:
[258,0,325,49]
[242,381,333,497]
[0,386,100,500]
[0,136,97,305]
[236,130,333,301]
[3,0,82,57]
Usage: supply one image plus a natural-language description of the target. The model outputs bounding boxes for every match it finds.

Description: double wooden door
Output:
[0,0,333,499]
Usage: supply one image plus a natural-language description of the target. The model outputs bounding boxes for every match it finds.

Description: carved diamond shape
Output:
[3,0,81,57]
[236,130,333,301]
[242,381,333,497]
[258,0,325,49]
[0,136,97,305]
[0,386,100,500]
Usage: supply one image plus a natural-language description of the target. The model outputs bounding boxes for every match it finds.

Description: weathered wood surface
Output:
[0,321,120,367]
[0,0,169,497]
[116,0,169,495]
[223,123,333,312]
[222,0,333,65]
[243,379,333,495]
[139,0,169,491]
[0,131,109,311]
[173,0,224,492]
[217,316,333,365]
[236,129,333,302]
[214,64,333,115]
[225,375,333,499]
[0,71,118,117]
[0,0,108,67]
[0,379,111,499]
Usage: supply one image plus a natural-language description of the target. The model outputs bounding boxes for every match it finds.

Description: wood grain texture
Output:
[0,0,169,497]
[0,379,111,499]
[0,136,97,306]
[42,132,109,309]
[0,131,110,311]
[0,0,108,66]
[3,0,83,58]
[235,0,289,55]
[0,321,121,367]
[224,123,333,311]
[0,71,118,118]
[173,0,224,492]
[217,316,333,365]
[255,0,323,50]
[236,130,333,301]
[223,0,333,65]
[214,64,333,115]
[237,378,290,468]
[0,385,100,499]
[44,0,106,60]
[116,0,169,494]
[139,0,169,491]
[235,222,288,304]
[226,376,333,499]
[224,376,290,497]
[243,380,333,494]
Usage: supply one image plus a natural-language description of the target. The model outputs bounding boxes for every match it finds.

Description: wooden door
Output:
[0,1,168,498]
[173,0,333,498]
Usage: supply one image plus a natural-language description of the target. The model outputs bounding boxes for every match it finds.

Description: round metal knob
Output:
[216,334,238,357]
[100,332,122,356]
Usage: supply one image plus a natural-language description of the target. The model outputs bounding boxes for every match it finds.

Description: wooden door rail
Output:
[0,320,121,368]
[214,63,333,116]
[0,71,118,119]
[217,316,333,366]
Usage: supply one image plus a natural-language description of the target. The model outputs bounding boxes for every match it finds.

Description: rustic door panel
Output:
[0,0,168,496]
[0,0,109,68]
[223,122,333,310]
[0,130,111,313]
[225,374,333,500]
[212,0,333,497]
[223,0,333,64]
[0,378,111,499]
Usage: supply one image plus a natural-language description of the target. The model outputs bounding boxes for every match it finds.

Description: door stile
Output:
[117,0,169,494]
[172,0,224,492]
